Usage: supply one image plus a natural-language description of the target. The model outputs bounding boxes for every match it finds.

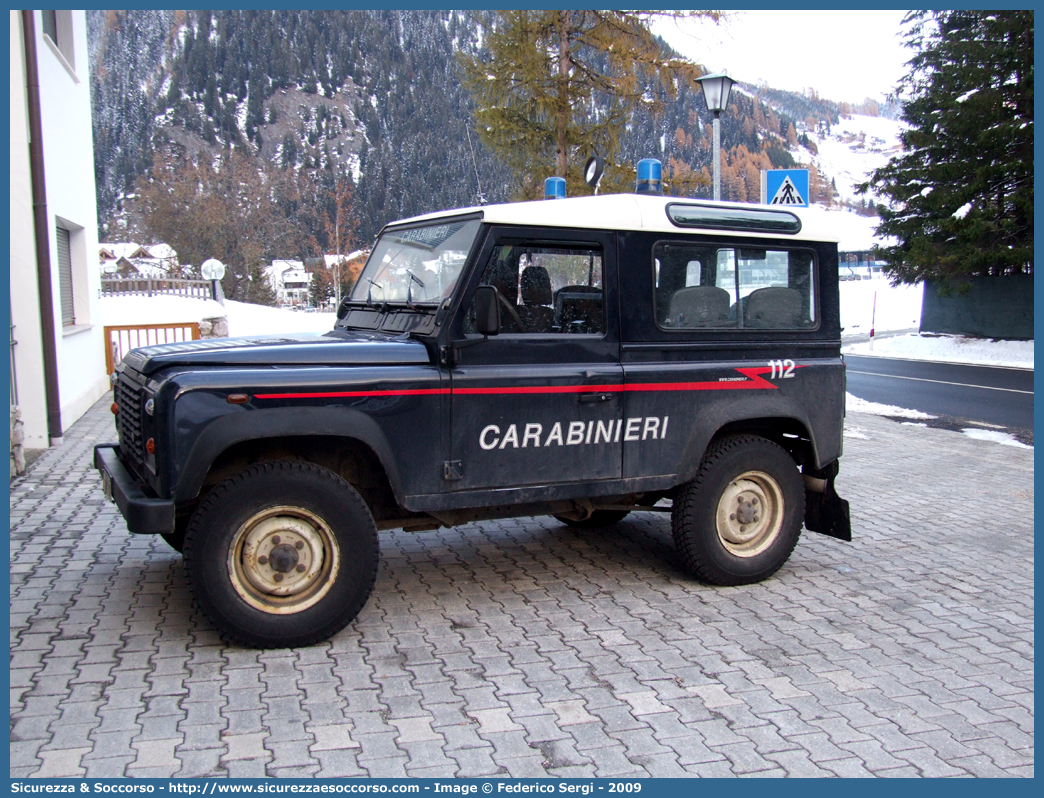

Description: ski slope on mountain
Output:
[804,114,907,206]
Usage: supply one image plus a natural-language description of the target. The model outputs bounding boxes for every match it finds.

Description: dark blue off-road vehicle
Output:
[97,192,850,648]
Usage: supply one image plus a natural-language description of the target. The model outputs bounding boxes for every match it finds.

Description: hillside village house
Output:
[266,259,311,306]
[310,250,370,307]
[100,242,180,278]
[10,10,107,459]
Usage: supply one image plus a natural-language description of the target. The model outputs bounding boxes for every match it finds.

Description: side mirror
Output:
[473,285,501,336]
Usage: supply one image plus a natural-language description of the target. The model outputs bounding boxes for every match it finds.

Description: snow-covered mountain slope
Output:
[803,114,907,205]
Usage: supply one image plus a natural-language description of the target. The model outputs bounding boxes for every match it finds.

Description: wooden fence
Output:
[101,277,216,300]
[104,323,201,376]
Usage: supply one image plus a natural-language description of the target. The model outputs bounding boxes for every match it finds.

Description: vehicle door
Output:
[448,227,623,491]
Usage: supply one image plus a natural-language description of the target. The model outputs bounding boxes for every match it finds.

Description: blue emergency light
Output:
[636,159,663,195]
[544,177,566,200]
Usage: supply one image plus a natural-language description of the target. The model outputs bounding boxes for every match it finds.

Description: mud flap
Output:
[803,465,851,542]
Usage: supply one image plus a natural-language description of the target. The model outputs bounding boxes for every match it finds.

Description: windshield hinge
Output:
[443,460,463,481]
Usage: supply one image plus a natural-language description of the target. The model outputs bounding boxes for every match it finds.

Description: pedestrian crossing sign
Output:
[761,169,809,207]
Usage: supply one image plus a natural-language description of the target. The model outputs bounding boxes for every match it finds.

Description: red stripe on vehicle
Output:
[253,388,450,399]
[254,367,783,400]
[453,383,624,395]
[626,367,777,392]
[452,368,778,395]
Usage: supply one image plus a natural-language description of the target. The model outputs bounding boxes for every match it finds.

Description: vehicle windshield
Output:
[351,218,481,305]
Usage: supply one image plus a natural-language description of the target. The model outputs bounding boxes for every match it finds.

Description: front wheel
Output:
[183,460,379,648]
[672,435,803,586]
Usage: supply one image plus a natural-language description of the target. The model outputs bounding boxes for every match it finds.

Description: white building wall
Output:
[10,11,48,449]
[9,11,108,447]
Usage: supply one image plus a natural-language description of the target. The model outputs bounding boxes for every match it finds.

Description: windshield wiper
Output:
[405,270,426,309]
[365,279,384,308]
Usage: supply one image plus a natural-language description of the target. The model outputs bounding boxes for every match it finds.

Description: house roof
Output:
[100,242,179,261]
[100,242,147,260]
[146,243,177,260]
[324,250,369,267]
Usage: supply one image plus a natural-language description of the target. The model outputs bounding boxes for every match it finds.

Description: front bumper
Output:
[94,444,174,535]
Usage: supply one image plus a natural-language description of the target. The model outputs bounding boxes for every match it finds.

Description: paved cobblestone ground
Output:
[10,398,1033,778]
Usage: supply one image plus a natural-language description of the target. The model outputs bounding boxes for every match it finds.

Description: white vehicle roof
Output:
[388,193,840,244]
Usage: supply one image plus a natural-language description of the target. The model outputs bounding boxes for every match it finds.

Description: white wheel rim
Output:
[715,470,785,558]
[227,506,339,614]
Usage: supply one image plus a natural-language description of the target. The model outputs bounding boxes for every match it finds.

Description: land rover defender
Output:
[96,190,850,648]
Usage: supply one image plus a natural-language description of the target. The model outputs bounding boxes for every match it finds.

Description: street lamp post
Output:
[200,258,226,305]
[695,73,736,201]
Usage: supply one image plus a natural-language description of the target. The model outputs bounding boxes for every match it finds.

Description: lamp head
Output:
[696,73,736,114]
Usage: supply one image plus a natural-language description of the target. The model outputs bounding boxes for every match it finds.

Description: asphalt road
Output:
[845,354,1034,433]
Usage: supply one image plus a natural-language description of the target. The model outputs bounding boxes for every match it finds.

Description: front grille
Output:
[115,369,146,477]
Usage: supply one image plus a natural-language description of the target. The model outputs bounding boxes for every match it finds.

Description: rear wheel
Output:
[183,460,379,648]
[554,510,630,529]
[672,435,803,585]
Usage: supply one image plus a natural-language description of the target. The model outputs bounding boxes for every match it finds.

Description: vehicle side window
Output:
[465,244,605,335]
[655,243,816,330]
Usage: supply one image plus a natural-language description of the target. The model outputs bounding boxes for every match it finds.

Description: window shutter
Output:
[56,226,74,326]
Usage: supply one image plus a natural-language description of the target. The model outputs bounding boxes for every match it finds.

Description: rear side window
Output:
[654,242,816,330]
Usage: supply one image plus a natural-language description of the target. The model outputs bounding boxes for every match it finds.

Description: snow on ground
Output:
[838,276,922,334]
[846,393,1034,449]
[101,295,338,337]
[842,425,869,440]
[845,393,936,420]
[843,333,1033,369]
[221,300,337,337]
[960,428,1032,449]
[101,295,226,326]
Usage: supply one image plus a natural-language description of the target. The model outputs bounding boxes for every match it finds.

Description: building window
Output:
[56,226,74,326]
[41,11,57,41]
[41,10,75,71]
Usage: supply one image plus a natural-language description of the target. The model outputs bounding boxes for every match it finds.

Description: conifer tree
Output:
[861,11,1033,285]
[460,11,720,199]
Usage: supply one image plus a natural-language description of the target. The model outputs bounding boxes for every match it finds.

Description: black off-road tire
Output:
[672,435,803,586]
[554,510,631,529]
[183,460,379,649]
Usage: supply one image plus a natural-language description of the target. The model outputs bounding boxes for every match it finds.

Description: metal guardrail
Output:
[103,323,201,376]
[101,277,215,300]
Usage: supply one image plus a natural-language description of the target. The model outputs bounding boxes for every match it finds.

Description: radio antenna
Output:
[464,123,486,206]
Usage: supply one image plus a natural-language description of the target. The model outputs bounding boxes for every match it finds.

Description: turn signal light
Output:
[146,438,156,454]
[111,402,119,415]
[227,394,249,404]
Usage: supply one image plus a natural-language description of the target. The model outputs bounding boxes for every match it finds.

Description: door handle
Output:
[578,392,614,403]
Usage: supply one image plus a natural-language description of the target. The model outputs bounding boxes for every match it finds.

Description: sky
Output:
[652,10,911,104]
